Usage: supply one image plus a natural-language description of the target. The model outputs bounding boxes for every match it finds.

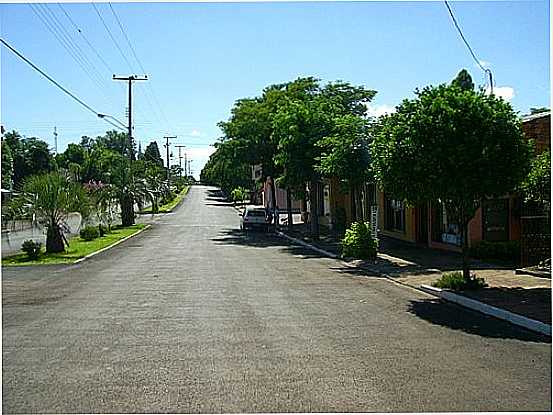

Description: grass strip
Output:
[140,186,190,214]
[2,224,146,266]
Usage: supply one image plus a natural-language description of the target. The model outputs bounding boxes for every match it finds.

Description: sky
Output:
[1,1,550,178]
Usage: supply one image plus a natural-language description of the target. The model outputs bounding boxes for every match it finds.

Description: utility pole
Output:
[174,145,186,177]
[163,135,176,182]
[188,159,193,179]
[184,152,188,177]
[53,126,58,155]
[113,75,148,160]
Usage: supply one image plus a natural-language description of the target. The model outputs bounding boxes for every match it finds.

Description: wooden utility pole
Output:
[175,145,186,177]
[53,126,58,155]
[163,135,177,182]
[113,75,148,160]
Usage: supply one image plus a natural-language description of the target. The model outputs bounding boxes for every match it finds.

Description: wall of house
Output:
[377,191,417,243]
[522,113,551,154]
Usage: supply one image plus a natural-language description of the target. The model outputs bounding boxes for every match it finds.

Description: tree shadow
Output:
[407,298,551,343]
[461,287,551,325]
[211,228,331,259]
[379,236,512,272]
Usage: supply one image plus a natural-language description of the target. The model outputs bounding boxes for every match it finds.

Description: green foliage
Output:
[143,141,164,167]
[230,186,248,203]
[21,239,42,260]
[371,74,533,277]
[521,150,550,206]
[469,240,521,263]
[340,221,378,259]
[9,171,90,253]
[1,139,14,189]
[4,131,54,188]
[80,225,100,241]
[451,69,474,91]
[433,271,487,291]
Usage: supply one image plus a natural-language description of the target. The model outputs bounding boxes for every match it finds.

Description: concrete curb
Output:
[73,225,151,264]
[419,284,551,336]
[276,230,551,337]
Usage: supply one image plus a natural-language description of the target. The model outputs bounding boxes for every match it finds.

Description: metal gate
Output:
[520,201,551,267]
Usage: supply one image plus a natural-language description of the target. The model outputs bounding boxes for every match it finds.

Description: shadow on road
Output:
[211,228,331,259]
[407,298,551,343]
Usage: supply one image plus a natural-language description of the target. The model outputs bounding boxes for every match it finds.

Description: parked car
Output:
[240,205,269,231]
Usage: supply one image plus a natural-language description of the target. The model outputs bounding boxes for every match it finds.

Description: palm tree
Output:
[11,171,90,253]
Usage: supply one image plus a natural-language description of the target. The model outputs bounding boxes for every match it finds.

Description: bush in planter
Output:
[80,225,100,241]
[21,239,42,260]
[433,271,487,291]
[340,221,378,260]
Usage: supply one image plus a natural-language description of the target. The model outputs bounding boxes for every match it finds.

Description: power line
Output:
[91,2,134,72]
[443,0,494,91]
[0,38,126,131]
[108,2,172,132]
[57,3,115,75]
[29,4,118,109]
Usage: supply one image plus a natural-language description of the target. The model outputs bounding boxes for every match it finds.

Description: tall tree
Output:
[372,79,532,280]
[143,141,164,167]
[1,139,14,190]
[451,68,474,91]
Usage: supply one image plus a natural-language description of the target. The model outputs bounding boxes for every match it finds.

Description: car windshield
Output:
[247,210,266,217]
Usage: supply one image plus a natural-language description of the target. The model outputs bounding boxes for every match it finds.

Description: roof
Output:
[522,111,551,123]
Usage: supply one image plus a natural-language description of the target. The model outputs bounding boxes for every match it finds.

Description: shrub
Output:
[21,239,42,260]
[80,225,100,241]
[230,187,248,203]
[340,221,378,260]
[469,240,520,263]
[433,271,487,291]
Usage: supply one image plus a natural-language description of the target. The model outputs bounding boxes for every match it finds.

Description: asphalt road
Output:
[2,186,551,413]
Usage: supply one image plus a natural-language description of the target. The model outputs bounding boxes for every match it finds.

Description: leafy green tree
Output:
[96,130,133,158]
[521,150,550,208]
[372,80,532,280]
[4,131,54,187]
[451,68,474,91]
[2,139,14,189]
[10,171,90,253]
[143,141,164,167]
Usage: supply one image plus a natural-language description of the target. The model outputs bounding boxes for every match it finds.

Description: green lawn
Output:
[140,186,190,214]
[2,224,147,266]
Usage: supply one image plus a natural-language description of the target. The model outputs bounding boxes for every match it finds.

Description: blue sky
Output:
[1,1,550,178]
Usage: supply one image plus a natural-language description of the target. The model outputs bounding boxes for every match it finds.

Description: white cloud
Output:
[477,59,491,69]
[365,103,396,118]
[190,129,201,137]
[486,86,515,101]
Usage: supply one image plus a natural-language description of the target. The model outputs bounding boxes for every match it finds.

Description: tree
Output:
[10,172,90,253]
[143,141,164,167]
[4,132,53,187]
[372,80,532,280]
[96,130,133,158]
[2,139,14,189]
[451,68,474,91]
[521,150,550,208]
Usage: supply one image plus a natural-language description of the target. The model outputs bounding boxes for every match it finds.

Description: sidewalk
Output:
[282,222,551,326]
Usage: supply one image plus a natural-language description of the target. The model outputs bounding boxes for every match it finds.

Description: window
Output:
[431,202,461,246]
[384,195,405,232]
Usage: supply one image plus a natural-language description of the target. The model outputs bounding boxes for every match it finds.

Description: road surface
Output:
[2,186,551,413]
